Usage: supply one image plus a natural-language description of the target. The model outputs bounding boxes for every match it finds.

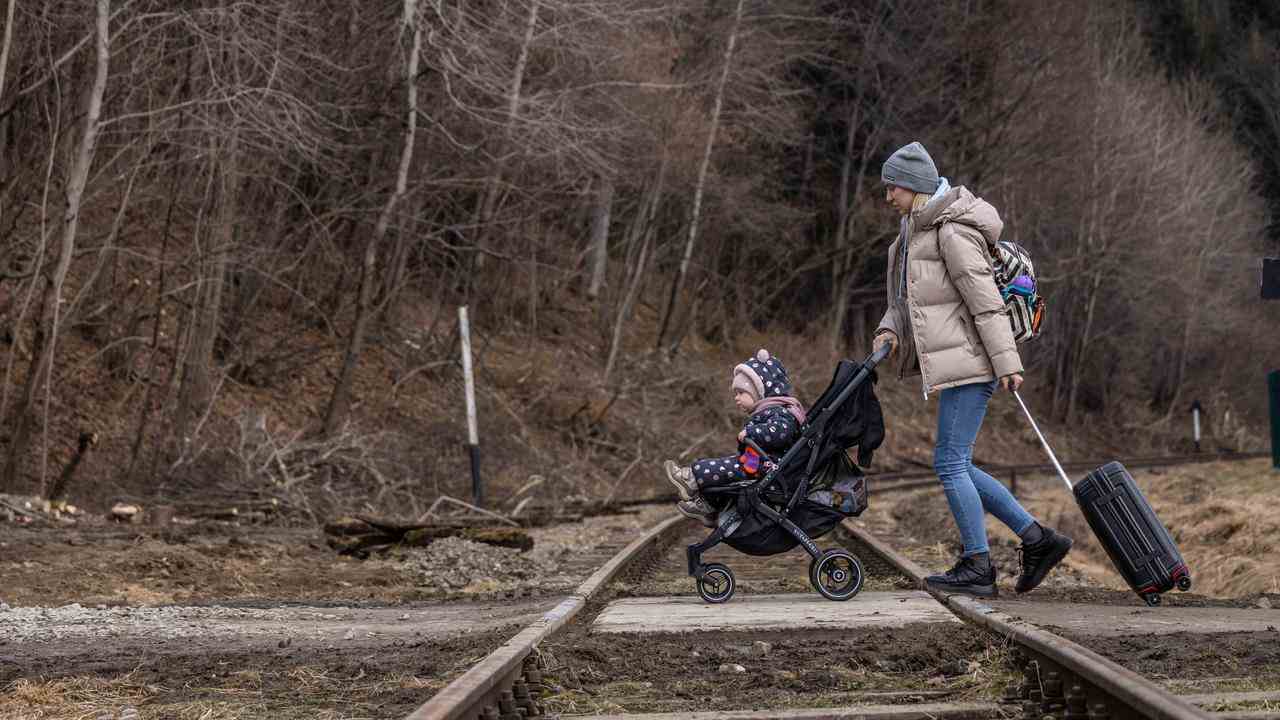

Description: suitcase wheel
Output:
[1142,593,1161,607]
[1176,576,1192,592]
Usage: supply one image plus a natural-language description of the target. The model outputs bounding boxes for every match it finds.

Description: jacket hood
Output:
[917,186,1003,248]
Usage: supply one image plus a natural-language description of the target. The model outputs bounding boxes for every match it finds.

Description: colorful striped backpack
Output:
[988,240,1045,343]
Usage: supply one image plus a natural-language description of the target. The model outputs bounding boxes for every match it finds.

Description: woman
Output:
[871,141,1071,597]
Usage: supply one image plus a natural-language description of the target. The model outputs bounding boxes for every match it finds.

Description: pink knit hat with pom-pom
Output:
[732,348,792,402]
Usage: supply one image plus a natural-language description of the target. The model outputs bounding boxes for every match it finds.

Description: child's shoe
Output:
[664,460,698,501]
[677,497,717,528]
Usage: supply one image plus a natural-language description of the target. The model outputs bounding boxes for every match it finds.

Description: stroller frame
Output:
[686,344,891,602]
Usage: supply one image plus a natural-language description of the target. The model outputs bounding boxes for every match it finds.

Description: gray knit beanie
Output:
[881,141,940,194]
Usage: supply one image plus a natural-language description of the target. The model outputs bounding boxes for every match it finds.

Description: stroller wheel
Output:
[810,550,864,601]
[697,563,736,603]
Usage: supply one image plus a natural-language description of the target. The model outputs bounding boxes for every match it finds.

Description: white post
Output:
[1190,400,1202,453]
[459,306,482,503]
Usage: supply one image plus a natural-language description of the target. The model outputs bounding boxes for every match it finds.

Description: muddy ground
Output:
[0,506,668,720]
[4,459,1278,718]
[0,505,669,607]
[2,628,510,720]
[538,624,1019,716]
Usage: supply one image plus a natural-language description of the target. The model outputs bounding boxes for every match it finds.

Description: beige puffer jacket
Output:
[876,185,1023,395]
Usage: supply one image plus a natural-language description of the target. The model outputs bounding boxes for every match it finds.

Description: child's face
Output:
[734,389,756,414]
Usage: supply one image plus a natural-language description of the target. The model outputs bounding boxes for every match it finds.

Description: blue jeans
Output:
[934,380,1036,556]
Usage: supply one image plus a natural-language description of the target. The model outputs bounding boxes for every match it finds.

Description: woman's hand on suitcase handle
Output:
[1000,373,1024,392]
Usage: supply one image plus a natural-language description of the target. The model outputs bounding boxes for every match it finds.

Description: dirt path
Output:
[0,598,560,672]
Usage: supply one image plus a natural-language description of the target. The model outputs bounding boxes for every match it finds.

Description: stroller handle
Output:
[867,341,893,368]
[747,345,890,512]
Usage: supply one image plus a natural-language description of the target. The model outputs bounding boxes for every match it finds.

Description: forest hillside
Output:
[0,0,1275,519]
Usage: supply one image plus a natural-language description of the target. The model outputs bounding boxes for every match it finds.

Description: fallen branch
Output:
[435,495,520,527]
[403,526,532,551]
[0,499,42,519]
[323,514,533,556]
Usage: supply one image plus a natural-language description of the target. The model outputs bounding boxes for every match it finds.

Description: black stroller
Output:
[688,345,890,603]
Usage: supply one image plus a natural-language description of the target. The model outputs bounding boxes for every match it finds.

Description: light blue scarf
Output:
[897,177,951,300]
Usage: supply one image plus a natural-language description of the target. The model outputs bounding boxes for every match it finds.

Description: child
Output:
[665,349,807,526]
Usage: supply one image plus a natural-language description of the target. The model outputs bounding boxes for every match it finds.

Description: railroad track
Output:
[869,450,1271,494]
[410,509,1279,720]
[624,450,1271,504]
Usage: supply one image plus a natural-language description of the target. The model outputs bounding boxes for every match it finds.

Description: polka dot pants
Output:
[692,454,751,490]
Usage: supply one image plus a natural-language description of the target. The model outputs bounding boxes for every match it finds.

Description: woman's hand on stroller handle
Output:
[870,333,896,366]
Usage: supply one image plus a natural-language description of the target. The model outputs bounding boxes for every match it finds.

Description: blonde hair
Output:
[910,191,931,214]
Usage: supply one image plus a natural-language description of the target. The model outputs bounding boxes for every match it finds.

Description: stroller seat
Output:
[687,346,889,603]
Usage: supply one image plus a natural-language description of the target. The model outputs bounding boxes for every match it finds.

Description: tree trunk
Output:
[1066,269,1102,423]
[0,0,17,172]
[600,159,665,349]
[829,102,859,354]
[324,0,421,436]
[657,0,744,352]
[175,4,242,448]
[472,0,539,269]
[603,223,653,388]
[587,174,614,300]
[47,431,98,504]
[2,0,109,495]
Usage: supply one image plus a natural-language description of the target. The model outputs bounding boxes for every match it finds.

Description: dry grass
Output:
[992,459,1280,598]
[0,668,443,720]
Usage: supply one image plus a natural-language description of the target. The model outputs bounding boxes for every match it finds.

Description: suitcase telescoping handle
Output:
[1012,390,1074,492]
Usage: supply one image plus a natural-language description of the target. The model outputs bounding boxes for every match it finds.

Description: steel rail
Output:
[840,520,1213,720]
[583,704,1001,719]
[405,514,685,720]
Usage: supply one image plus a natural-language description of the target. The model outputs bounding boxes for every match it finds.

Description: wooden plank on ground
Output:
[591,592,960,634]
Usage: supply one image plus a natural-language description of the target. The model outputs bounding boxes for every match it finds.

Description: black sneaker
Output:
[926,555,998,597]
[1015,528,1073,594]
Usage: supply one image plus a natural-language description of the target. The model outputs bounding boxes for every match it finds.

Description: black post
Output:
[1261,260,1277,469]
[1269,370,1279,472]
[1262,257,1280,299]
[469,444,483,506]
[1265,260,1279,470]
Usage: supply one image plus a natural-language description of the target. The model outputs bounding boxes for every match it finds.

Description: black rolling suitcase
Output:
[1013,392,1192,606]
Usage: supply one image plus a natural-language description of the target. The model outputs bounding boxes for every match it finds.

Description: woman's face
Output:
[885,184,915,215]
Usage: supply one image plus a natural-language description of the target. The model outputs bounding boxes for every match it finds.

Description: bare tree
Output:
[587,174,614,300]
[324,0,422,436]
[3,0,110,494]
[657,0,745,353]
